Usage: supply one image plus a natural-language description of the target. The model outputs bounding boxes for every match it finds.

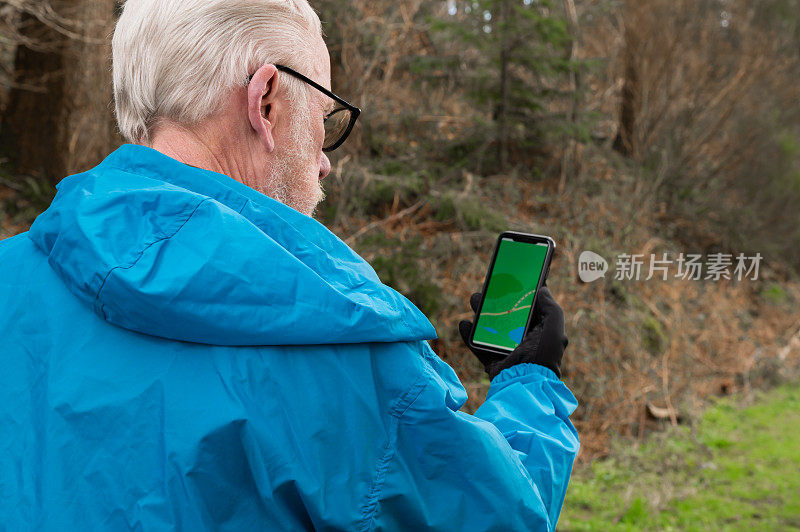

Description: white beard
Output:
[258,107,325,217]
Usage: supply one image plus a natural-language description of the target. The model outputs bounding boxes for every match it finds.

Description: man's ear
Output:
[247,64,279,153]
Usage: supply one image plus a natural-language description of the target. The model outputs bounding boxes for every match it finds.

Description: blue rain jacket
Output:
[0,144,579,531]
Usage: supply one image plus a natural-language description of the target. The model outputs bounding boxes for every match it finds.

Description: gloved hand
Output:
[459,285,568,380]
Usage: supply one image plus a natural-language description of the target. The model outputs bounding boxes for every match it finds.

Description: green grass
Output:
[560,384,800,531]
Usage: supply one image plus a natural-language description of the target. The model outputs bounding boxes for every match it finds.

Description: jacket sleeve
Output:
[363,343,579,531]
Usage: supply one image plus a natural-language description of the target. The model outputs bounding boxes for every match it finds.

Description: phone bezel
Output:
[468,231,556,356]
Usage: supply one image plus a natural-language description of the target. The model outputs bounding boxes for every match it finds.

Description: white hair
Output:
[112,0,323,144]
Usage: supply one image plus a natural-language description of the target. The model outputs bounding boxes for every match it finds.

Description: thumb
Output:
[459,320,473,345]
[469,292,482,313]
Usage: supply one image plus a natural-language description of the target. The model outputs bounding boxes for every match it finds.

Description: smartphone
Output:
[469,231,556,355]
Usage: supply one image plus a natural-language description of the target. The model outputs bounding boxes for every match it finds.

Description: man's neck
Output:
[147,123,253,185]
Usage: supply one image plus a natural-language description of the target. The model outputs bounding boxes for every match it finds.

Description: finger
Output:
[536,285,565,333]
[469,292,482,313]
[530,286,561,330]
[534,285,558,316]
[517,320,544,350]
[528,286,549,327]
[459,319,474,344]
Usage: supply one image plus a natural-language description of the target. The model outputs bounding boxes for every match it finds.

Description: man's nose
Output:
[319,152,331,180]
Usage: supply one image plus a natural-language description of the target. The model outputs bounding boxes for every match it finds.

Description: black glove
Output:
[459,285,568,380]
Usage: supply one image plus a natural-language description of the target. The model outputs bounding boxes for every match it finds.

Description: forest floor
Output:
[560,383,800,531]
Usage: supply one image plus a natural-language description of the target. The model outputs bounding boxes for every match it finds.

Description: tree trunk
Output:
[559,0,581,192]
[613,9,639,157]
[2,0,118,183]
[496,0,510,171]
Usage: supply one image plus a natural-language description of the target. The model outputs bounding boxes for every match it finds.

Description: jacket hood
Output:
[28,144,436,345]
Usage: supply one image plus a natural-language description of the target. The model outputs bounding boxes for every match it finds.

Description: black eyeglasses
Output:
[247,64,361,152]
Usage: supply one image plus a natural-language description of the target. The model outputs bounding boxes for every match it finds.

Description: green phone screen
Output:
[472,238,549,351]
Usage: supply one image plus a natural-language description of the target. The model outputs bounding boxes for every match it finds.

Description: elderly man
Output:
[0,0,579,530]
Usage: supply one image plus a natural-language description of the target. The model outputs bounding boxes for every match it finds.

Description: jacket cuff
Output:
[490,363,559,389]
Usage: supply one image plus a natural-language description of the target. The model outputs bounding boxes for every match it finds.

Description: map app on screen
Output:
[473,238,549,350]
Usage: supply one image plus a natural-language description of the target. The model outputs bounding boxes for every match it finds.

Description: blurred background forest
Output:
[1,0,799,517]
